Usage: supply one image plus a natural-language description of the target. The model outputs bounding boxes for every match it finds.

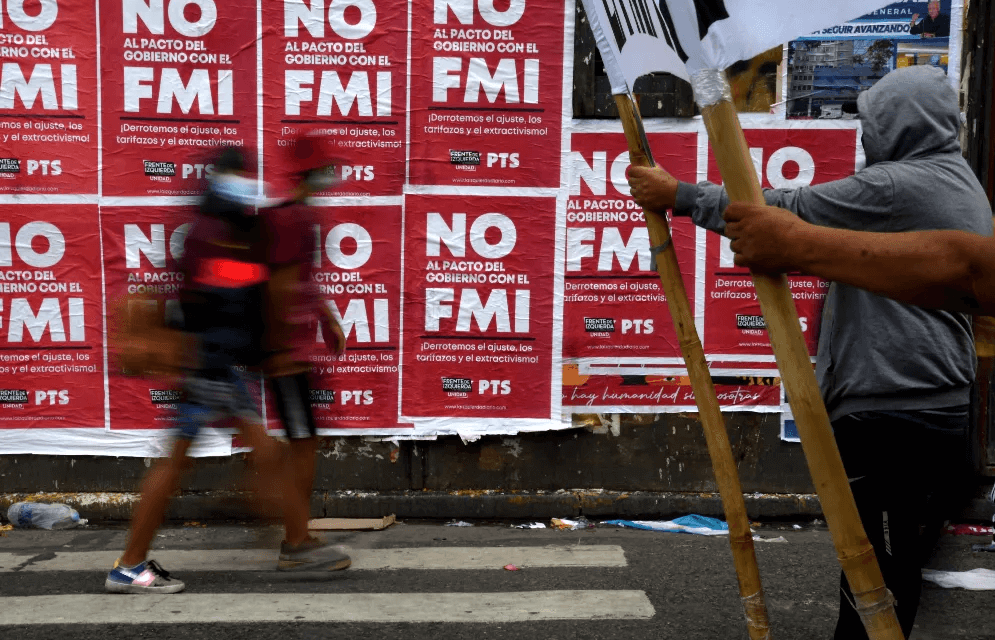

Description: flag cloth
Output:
[603,515,731,535]
[580,0,897,93]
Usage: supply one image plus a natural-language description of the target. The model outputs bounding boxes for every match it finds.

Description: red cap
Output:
[287,128,334,174]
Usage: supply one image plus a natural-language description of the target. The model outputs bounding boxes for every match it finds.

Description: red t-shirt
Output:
[263,203,330,363]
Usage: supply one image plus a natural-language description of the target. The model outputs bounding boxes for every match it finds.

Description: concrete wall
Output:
[0,413,822,522]
[2,411,992,524]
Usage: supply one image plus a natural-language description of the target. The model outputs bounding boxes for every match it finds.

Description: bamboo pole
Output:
[614,94,771,640]
[698,93,903,639]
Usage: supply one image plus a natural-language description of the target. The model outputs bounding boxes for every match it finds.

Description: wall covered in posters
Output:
[0,0,954,454]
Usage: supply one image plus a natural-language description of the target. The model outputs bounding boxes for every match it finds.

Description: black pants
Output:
[831,407,972,640]
[269,373,318,440]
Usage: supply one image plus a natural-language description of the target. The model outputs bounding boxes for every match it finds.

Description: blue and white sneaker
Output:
[105,558,185,594]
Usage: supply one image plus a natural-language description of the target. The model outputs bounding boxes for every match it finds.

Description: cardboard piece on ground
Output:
[308,515,396,531]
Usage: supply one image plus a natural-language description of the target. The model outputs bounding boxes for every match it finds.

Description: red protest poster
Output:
[401,194,555,419]
[99,0,257,196]
[0,0,98,194]
[261,0,407,196]
[0,204,103,428]
[101,205,193,429]
[408,0,564,187]
[564,131,697,360]
[702,127,856,359]
[302,205,404,430]
[561,370,781,412]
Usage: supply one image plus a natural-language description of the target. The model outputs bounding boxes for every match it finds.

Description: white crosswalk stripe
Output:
[1,545,627,572]
[0,591,655,625]
[0,544,655,625]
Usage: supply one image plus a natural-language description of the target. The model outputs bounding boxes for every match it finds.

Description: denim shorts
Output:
[175,366,260,441]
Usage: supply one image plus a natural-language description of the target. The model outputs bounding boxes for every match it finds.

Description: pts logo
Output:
[182,163,215,179]
[440,378,510,395]
[35,389,69,405]
[486,152,518,168]
[0,159,62,175]
[338,164,374,181]
[27,160,61,176]
[341,390,373,405]
[479,379,510,395]
[310,388,373,405]
[621,319,653,335]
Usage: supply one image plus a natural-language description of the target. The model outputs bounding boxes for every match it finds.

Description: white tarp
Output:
[922,568,995,590]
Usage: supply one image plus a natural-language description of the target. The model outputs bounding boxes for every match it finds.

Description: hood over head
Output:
[856,65,961,165]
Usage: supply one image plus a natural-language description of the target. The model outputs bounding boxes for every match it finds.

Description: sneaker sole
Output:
[105,578,186,594]
[277,557,352,572]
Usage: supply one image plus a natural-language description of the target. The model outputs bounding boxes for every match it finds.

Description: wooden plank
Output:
[308,515,396,531]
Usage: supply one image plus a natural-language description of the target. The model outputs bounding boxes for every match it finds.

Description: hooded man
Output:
[627,65,993,639]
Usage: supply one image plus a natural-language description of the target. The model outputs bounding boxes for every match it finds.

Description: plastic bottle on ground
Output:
[6,502,84,530]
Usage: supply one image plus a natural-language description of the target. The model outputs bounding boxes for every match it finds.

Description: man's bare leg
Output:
[120,437,192,566]
[283,437,318,546]
[238,417,290,521]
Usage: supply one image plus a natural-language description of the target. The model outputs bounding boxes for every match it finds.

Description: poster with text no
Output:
[402,194,555,420]
[305,205,404,430]
[0,0,98,194]
[564,132,697,361]
[408,0,564,187]
[100,0,257,196]
[703,128,855,359]
[262,0,406,196]
[101,205,192,430]
[0,205,103,428]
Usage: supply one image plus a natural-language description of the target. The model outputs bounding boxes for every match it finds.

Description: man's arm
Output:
[318,303,347,355]
[626,163,895,237]
[625,165,679,212]
[723,202,995,314]
[626,165,727,234]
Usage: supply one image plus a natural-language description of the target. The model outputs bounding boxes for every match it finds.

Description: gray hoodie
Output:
[675,65,993,421]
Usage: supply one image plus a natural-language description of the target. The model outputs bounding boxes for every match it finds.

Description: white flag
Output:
[580,0,897,94]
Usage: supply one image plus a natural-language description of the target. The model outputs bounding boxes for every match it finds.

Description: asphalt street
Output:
[1,518,992,639]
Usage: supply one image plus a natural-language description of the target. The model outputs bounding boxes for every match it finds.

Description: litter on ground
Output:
[551,517,594,530]
[922,568,995,590]
[753,535,788,543]
[602,514,729,536]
